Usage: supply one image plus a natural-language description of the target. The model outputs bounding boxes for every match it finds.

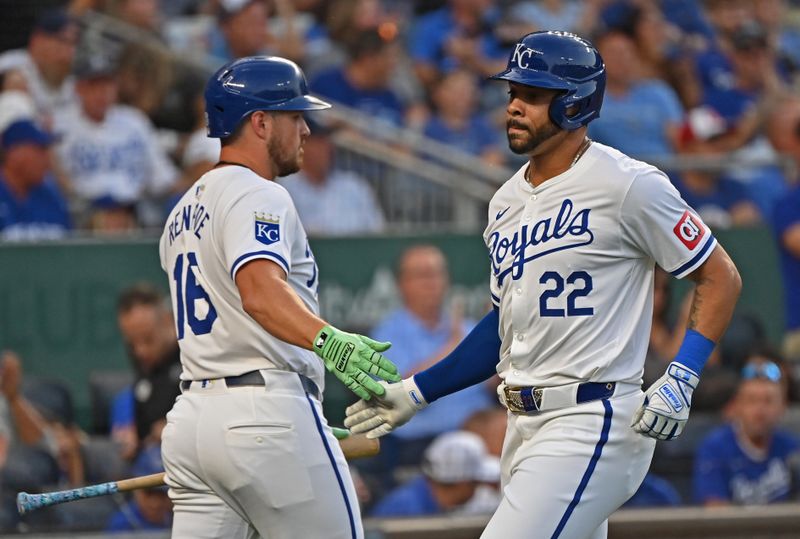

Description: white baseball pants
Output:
[161,369,362,539]
[482,385,655,539]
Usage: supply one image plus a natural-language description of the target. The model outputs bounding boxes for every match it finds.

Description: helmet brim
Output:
[489,68,574,91]
[273,94,332,111]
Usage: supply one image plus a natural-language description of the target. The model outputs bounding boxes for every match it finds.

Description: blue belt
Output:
[180,371,320,400]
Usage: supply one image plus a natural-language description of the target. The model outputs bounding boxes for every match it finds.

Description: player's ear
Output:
[250,111,272,141]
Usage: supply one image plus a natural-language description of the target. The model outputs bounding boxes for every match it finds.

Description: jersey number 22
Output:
[539,270,593,317]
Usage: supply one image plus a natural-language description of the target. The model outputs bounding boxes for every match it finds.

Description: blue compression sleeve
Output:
[674,328,715,374]
[414,308,501,403]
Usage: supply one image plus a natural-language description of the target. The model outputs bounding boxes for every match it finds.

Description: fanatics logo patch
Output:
[673,211,704,250]
[254,212,280,245]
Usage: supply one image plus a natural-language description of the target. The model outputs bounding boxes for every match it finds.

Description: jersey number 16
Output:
[173,252,218,339]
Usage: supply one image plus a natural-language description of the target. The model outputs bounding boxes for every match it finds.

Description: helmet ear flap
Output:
[548,93,571,131]
[550,79,603,131]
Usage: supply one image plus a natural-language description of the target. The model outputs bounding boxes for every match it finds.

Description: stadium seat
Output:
[88,370,134,435]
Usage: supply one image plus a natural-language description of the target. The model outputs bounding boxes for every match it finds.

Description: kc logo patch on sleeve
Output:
[673,210,704,250]
[254,213,280,245]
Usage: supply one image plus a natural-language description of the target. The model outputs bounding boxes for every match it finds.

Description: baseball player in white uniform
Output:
[159,56,400,539]
[345,32,742,539]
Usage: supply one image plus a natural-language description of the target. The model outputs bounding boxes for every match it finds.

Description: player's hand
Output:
[631,361,699,441]
[344,377,428,439]
[313,325,401,400]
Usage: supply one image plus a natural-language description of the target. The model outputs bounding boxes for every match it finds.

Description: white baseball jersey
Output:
[0,49,77,121]
[54,104,177,204]
[158,165,325,388]
[484,142,716,389]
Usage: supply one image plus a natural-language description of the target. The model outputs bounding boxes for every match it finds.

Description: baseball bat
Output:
[17,434,379,515]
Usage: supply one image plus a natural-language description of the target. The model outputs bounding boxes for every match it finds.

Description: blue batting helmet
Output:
[490,31,605,131]
[204,56,331,139]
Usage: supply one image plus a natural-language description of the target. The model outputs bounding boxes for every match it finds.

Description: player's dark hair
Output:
[117,282,165,314]
[220,116,248,147]
[220,111,275,147]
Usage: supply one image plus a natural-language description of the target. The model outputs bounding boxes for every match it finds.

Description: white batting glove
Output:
[631,362,699,441]
[344,377,428,439]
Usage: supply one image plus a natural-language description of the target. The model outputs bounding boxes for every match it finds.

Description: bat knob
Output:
[16,492,30,515]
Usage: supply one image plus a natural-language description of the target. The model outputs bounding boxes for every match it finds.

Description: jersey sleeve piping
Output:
[230,250,290,280]
[668,234,717,279]
[490,292,500,308]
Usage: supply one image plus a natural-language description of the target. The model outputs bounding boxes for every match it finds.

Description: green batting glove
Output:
[313,325,401,400]
[331,427,351,440]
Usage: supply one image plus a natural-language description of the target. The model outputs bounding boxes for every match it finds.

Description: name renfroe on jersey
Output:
[158,166,324,388]
[484,143,716,389]
[166,195,211,245]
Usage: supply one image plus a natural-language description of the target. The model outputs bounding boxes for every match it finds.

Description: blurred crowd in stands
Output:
[1,0,800,236]
[0,0,800,534]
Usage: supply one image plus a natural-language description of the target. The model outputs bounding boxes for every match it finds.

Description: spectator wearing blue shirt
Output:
[602,1,701,109]
[623,473,682,508]
[588,31,683,160]
[0,119,70,241]
[701,22,787,125]
[755,0,800,77]
[669,172,760,230]
[660,0,715,43]
[772,186,800,362]
[107,445,172,532]
[372,245,494,441]
[370,431,499,517]
[693,360,800,506]
[310,28,405,130]
[423,69,504,166]
[766,101,800,351]
[367,245,495,481]
[409,0,507,90]
[671,106,762,229]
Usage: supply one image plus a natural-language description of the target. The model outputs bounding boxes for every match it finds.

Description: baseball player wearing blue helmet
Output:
[346,31,742,538]
[159,56,400,538]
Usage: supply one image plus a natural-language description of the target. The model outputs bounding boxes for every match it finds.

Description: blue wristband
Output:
[674,329,715,374]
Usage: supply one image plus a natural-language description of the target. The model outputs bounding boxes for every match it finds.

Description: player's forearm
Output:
[244,280,325,349]
[237,261,325,350]
[684,245,742,343]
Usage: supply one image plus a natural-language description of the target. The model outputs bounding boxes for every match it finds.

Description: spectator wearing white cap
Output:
[53,51,178,228]
[369,431,499,517]
[0,69,36,135]
[0,8,79,123]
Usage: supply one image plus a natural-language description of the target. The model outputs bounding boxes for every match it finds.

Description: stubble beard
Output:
[507,120,561,155]
[268,136,302,177]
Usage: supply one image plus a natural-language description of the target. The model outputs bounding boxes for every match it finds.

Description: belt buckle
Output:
[504,386,543,413]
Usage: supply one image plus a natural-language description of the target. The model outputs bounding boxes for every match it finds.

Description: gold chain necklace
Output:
[525,138,592,183]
